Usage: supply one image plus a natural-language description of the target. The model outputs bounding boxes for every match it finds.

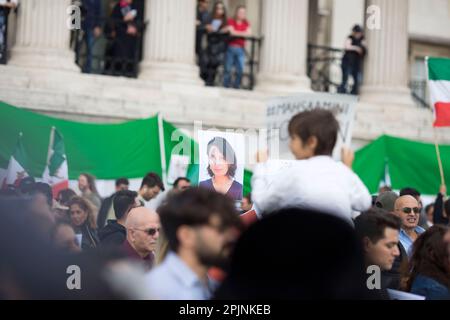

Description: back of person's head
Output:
[173,177,190,189]
[374,191,399,213]
[352,24,363,33]
[355,209,402,244]
[158,187,242,253]
[113,190,138,220]
[215,207,377,299]
[288,109,339,156]
[115,177,129,189]
[407,225,450,290]
[57,188,77,206]
[399,187,421,198]
[29,182,53,207]
[140,172,165,191]
[18,176,35,195]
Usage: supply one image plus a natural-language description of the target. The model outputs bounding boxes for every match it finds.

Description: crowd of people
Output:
[1,109,449,300]
[196,0,252,89]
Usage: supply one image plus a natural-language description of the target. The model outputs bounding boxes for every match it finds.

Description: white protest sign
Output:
[266,93,357,160]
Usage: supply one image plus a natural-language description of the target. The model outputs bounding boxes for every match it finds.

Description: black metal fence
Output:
[72,17,146,78]
[410,80,430,108]
[198,34,262,90]
[307,44,344,93]
[0,8,11,65]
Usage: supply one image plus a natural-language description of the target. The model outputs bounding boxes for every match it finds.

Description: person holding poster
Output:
[199,136,243,201]
[252,109,371,224]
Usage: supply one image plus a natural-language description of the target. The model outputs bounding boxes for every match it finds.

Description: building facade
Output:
[1,0,450,151]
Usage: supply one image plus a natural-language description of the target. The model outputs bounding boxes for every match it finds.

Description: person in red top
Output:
[223,5,251,89]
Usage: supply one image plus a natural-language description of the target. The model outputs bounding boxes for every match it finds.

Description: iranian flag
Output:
[2,133,30,189]
[427,57,450,127]
[42,127,69,198]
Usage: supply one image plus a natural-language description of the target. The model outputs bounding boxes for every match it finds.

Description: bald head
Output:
[394,195,420,231]
[126,206,159,229]
[394,195,418,211]
[126,207,160,257]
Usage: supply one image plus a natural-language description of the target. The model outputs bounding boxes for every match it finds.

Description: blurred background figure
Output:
[50,222,82,253]
[405,225,450,300]
[68,196,99,250]
[99,189,138,248]
[97,177,129,228]
[240,193,252,213]
[122,206,160,271]
[78,173,102,212]
[215,208,378,299]
[146,188,242,300]
[337,24,366,95]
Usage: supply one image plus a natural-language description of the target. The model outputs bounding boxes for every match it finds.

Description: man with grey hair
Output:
[122,206,160,271]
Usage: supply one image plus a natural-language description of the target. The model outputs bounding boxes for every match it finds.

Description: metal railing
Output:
[0,7,12,65]
[307,44,344,93]
[72,16,147,78]
[410,80,430,109]
[198,34,262,90]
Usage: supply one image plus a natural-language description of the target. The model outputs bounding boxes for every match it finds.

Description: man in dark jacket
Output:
[81,0,102,73]
[338,24,366,95]
[97,178,129,228]
[99,190,138,248]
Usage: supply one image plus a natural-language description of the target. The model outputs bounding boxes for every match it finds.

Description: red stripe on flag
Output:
[434,102,450,127]
[52,180,69,199]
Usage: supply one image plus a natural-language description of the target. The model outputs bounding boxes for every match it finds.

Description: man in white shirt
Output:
[251,109,372,224]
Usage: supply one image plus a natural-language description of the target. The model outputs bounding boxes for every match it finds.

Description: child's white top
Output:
[251,156,372,224]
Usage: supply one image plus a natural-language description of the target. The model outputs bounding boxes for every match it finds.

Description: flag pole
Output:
[157,114,168,188]
[46,127,55,166]
[425,56,446,187]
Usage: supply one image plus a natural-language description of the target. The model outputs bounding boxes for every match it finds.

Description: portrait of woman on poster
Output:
[199,136,243,200]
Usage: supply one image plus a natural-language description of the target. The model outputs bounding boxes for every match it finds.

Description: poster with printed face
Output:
[198,130,244,201]
[266,93,357,160]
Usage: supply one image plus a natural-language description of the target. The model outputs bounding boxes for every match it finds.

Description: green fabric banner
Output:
[353,135,450,195]
[3,101,447,196]
[0,101,162,179]
[0,101,253,193]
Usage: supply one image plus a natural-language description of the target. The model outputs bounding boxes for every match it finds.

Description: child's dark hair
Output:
[288,109,339,156]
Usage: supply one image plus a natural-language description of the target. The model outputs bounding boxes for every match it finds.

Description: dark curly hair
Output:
[405,225,450,291]
[206,137,237,178]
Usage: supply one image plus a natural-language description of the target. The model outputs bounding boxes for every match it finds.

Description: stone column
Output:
[139,0,202,85]
[360,0,414,106]
[10,0,77,71]
[256,0,311,93]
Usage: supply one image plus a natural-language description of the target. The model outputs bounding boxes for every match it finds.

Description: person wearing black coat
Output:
[98,190,138,248]
[68,196,99,250]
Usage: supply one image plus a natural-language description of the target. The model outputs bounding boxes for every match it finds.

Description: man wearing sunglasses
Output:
[122,206,160,271]
[394,195,425,258]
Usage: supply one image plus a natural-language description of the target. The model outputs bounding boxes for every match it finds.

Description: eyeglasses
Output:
[400,207,420,214]
[133,227,160,236]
